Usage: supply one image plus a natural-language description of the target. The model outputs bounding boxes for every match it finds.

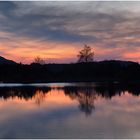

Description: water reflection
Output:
[0,83,140,116]
[0,83,140,138]
[64,87,96,116]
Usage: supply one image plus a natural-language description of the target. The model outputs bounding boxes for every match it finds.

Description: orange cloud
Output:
[123,52,140,62]
[0,33,81,63]
[0,30,140,64]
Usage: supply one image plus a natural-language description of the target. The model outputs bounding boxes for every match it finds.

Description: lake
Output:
[0,82,140,138]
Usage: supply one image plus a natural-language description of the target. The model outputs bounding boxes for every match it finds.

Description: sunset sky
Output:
[0,1,140,64]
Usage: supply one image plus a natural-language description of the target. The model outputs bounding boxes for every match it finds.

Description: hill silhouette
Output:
[0,56,17,65]
[0,56,140,83]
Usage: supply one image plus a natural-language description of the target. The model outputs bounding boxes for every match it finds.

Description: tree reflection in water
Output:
[0,83,140,116]
[34,90,46,106]
[64,87,96,116]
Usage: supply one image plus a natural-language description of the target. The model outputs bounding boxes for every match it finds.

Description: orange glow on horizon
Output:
[0,31,140,64]
[0,35,81,64]
[123,52,140,62]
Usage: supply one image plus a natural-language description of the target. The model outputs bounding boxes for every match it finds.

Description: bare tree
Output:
[34,56,45,64]
[77,45,94,63]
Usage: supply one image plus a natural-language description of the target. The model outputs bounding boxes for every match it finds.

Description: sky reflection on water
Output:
[0,83,140,138]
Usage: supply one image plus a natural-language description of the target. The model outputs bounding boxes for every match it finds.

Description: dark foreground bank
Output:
[0,60,140,83]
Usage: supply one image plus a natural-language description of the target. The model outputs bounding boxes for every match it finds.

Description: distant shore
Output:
[0,60,140,83]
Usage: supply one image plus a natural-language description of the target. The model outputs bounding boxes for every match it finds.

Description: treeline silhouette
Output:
[0,60,140,83]
[0,86,51,100]
[0,83,140,115]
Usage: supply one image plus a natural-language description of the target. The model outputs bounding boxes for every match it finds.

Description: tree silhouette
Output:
[33,56,45,64]
[77,44,94,63]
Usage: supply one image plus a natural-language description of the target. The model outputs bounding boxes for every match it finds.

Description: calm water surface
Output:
[0,82,140,138]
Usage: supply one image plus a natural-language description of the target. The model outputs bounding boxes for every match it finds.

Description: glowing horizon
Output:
[0,1,140,64]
